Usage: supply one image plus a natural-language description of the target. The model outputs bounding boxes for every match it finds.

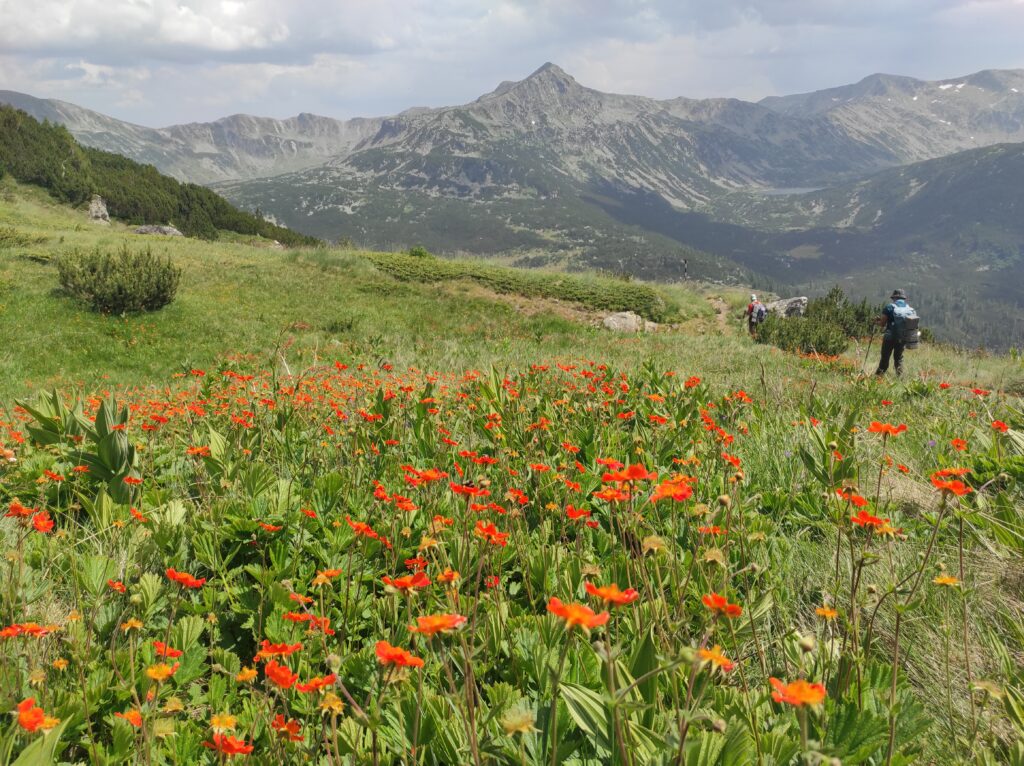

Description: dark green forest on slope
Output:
[0,106,318,246]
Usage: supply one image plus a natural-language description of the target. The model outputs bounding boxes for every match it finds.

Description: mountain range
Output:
[3,63,1024,347]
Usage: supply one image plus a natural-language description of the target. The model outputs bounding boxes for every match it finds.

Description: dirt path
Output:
[707,296,732,332]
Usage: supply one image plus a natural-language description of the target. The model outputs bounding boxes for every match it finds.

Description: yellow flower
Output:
[29,668,46,686]
[52,658,69,671]
[121,618,143,632]
[933,575,960,587]
[40,716,61,731]
[66,610,82,623]
[145,663,177,683]
[500,707,538,736]
[319,692,345,715]
[210,713,237,733]
[235,667,258,683]
[162,697,185,713]
[418,536,439,551]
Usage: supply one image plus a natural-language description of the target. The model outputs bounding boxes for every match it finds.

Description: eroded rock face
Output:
[766,297,807,317]
[88,195,109,224]
[602,311,658,333]
[134,225,184,237]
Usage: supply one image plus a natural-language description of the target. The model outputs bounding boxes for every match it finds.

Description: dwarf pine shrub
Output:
[57,244,181,314]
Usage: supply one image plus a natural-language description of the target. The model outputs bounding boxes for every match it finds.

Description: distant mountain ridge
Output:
[4,64,1023,347]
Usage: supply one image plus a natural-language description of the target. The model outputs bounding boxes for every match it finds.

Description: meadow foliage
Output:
[1,355,1022,765]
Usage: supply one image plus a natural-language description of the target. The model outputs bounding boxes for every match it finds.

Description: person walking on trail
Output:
[745,294,767,335]
[875,288,917,377]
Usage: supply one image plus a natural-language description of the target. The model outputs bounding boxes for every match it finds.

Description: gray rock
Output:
[766,297,808,317]
[88,195,109,225]
[602,311,658,333]
[134,225,184,237]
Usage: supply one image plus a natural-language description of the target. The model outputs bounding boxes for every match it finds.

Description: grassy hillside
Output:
[1,181,1023,765]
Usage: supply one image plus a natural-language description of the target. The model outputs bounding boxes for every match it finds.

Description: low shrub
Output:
[366,252,668,321]
[756,314,850,355]
[57,244,181,314]
[756,285,879,356]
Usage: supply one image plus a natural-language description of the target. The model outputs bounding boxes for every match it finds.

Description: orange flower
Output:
[930,471,973,497]
[702,592,742,618]
[202,734,254,756]
[271,714,303,741]
[697,645,735,672]
[474,521,509,547]
[153,640,183,659]
[264,660,298,689]
[992,420,1009,433]
[436,568,461,584]
[375,640,425,667]
[546,597,610,631]
[408,613,468,637]
[867,421,907,437]
[382,572,431,591]
[850,510,887,528]
[932,575,960,587]
[296,673,337,693]
[235,667,258,683]
[32,511,54,533]
[115,709,143,727]
[17,699,47,732]
[107,579,127,594]
[584,582,640,607]
[815,607,838,620]
[602,464,656,484]
[650,476,695,503]
[950,438,968,452]
[770,677,826,707]
[255,640,302,660]
[165,567,206,588]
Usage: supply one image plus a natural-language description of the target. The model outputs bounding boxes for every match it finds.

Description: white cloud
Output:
[0,0,1021,125]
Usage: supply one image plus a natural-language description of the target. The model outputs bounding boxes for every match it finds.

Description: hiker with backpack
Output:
[875,288,920,377]
[745,294,767,335]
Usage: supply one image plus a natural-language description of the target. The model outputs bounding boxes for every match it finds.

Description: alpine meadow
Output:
[2,5,1024,766]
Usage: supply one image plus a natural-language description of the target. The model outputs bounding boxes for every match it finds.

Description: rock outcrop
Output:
[88,195,109,224]
[602,312,658,333]
[766,297,808,317]
[134,225,184,237]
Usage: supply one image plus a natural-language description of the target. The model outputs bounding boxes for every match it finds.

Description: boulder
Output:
[88,195,109,225]
[602,311,658,333]
[766,296,807,317]
[134,225,184,237]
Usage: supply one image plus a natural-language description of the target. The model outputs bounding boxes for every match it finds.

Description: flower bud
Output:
[799,635,816,653]
[712,719,727,733]
[717,494,732,508]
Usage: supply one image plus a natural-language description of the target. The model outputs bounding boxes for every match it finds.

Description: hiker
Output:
[744,294,767,335]
[875,288,919,377]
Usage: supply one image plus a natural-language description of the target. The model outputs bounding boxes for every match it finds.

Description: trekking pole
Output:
[861,326,877,375]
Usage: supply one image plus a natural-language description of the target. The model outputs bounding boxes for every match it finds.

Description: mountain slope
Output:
[0,90,381,184]
[760,69,1024,164]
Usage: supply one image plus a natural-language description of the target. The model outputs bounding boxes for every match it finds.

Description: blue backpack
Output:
[891,302,921,347]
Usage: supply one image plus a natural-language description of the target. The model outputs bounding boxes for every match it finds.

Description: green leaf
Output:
[560,682,611,755]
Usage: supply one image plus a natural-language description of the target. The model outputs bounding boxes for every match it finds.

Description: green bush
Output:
[755,315,850,355]
[365,252,668,321]
[407,245,433,258]
[755,286,880,356]
[57,244,181,314]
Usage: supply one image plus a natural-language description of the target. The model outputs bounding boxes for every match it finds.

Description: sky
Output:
[1,0,1023,127]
